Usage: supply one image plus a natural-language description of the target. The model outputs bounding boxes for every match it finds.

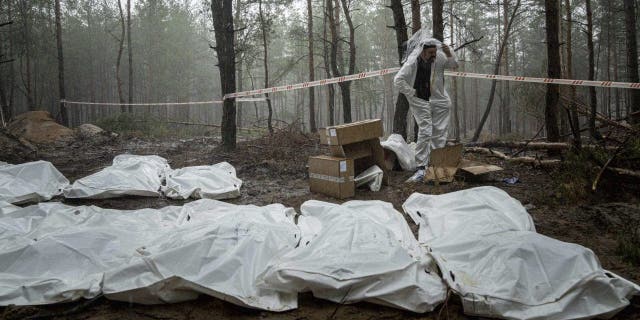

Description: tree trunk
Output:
[234,0,242,128]
[323,0,335,126]
[211,0,236,150]
[451,0,459,141]
[411,0,421,141]
[307,0,316,132]
[116,0,126,112]
[544,0,561,143]
[258,0,273,133]
[565,0,581,147]
[432,0,444,41]
[54,0,68,126]
[389,0,410,139]
[502,0,511,135]
[411,0,421,33]
[472,0,521,142]
[624,0,639,124]
[586,0,598,138]
[20,0,33,110]
[127,0,133,107]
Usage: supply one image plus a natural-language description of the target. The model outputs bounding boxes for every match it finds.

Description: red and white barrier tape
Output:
[62,97,267,106]
[223,68,401,99]
[224,67,640,99]
[444,71,640,89]
[62,67,640,106]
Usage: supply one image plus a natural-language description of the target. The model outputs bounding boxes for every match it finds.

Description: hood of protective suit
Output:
[402,30,444,64]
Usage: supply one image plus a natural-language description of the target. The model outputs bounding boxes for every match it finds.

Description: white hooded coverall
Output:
[393,38,458,168]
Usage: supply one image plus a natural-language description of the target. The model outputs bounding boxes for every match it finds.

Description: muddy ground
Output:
[1,129,640,320]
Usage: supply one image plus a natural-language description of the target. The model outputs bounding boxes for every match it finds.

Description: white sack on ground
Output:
[380,134,416,171]
[258,200,447,313]
[64,154,170,199]
[103,199,299,311]
[0,160,69,204]
[0,200,299,311]
[354,165,383,192]
[162,162,242,200]
[0,201,19,215]
[402,186,535,243]
[402,186,640,320]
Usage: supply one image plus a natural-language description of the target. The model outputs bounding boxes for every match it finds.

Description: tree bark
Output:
[19,0,33,110]
[322,0,335,126]
[127,0,133,107]
[54,0,68,126]
[411,0,421,33]
[389,0,410,139]
[544,0,561,144]
[502,0,511,135]
[565,0,581,147]
[211,0,236,150]
[586,0,598,138]
[624,0,639,124]
[472,0,521,142]
[307,0,316,132]
[258,0,273,133]
[116,0,126,112]
[432,0,444,41]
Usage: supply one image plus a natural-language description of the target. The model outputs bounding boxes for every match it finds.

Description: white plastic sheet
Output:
[64,155,170,199]
[402,186,536,243]
[403,186,640,320]
[380,134,416,171]
[0,201,19,215]
[0,200,299,311]
[354,165,383,192]
[0,160,69,204]
[162,162,242,200]
[258,200,447,313]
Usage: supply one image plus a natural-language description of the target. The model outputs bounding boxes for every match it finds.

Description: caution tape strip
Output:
[62,67,640,106]
[444,71,640,89]
[224,68,402,99]
[62,97,267,107]
[224,67,640,99]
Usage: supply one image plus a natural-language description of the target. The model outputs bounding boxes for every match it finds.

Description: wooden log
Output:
[465,147,561,167]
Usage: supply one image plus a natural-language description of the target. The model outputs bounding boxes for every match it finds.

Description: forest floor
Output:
[1,128,640,320]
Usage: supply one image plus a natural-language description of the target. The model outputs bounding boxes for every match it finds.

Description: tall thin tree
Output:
[472,0,521,142]
[258,0,274,133]
[389,0,410,139]
[127,0,133,107]
[432,0,444,41]
[565,0,581,147]
[544,0,561,143]
[586,0,598,138]
[624,0,639,124]
[116,0,126,112]
[307,0,316,132]
[211,0,237,150]
[54,0,68,125]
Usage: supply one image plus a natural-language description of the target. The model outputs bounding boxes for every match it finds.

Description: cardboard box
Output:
[424,144,463,183]
[458,159,503,182]
[319,119,383,146]
[308,156,355,199]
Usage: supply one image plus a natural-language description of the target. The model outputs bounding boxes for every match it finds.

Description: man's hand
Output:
[441,44,452,57]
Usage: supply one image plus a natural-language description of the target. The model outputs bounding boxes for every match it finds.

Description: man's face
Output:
[420,47,437,62]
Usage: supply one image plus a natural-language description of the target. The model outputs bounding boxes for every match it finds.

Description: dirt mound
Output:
[0,129,37,163]
[7,111,74,145]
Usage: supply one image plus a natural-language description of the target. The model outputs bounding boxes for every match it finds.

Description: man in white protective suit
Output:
[394,34,458,183]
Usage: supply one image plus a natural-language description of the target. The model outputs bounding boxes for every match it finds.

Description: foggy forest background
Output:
[0,0,638,146]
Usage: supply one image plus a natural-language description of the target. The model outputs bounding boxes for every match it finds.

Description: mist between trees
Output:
[0,0,638,149]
